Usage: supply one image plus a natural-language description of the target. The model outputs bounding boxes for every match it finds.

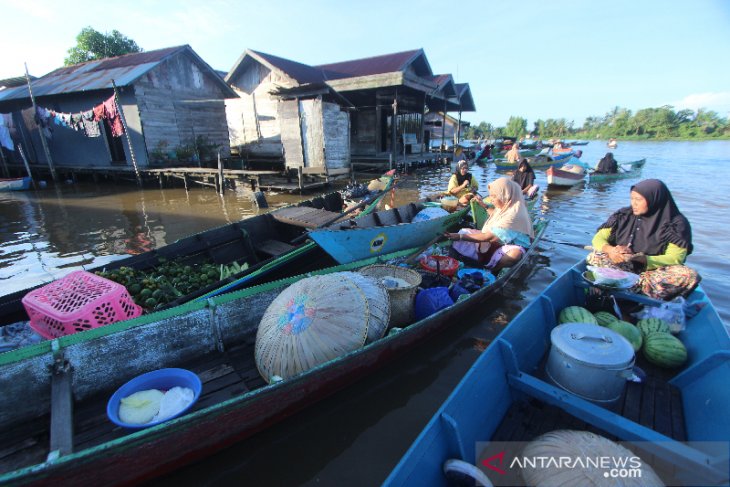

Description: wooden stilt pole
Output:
[17,145,37,189]
[25,63,56,181]
[111,80,141,186]
[217,150,224,195]
[0,147,9,177]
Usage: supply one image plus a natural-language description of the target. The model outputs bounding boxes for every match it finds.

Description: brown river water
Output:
[0,140,728,485]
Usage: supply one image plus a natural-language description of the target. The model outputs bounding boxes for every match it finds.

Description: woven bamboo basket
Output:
[255,272,390,382]
[360,265,422,328]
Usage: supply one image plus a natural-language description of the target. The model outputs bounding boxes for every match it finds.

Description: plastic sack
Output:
[587,265,640,288]
[632,296,686,334]
[412,207,449,223]
[414,287,454,321]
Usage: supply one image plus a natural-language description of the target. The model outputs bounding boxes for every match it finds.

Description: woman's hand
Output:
[603,244,632,264]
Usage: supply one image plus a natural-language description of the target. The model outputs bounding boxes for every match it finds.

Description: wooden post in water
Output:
[391,95,398,167]
[25,63,57,182]
[17,145,37,189]
[217,150,225,195]
[456,109,462,160]
[111,80,141,186]
[0,146,9,177]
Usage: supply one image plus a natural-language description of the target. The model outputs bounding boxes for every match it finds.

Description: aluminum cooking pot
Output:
[546,322,635,404]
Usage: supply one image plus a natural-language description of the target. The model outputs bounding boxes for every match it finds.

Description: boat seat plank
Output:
[255,239,297,257]
[271,207,342,229]
[49,360,74,457]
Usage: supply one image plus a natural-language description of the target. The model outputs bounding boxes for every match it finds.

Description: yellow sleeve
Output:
[646,243,688,270]
[446,175,458,195]
[471,177,479,192]
[591,228,612,252]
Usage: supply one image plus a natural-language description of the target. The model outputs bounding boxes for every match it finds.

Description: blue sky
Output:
[1,0,728,127]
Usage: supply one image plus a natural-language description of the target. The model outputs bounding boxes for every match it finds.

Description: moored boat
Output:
[0,174,396,329]
[608,138,618,149]
[546,162,586,187]
[385,259,729,486]
[0,218,547,486]
[0,177,31,192]
[587,158,646,183]
[307,203,469,264]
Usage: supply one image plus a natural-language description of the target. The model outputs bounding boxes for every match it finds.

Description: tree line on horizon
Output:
[463,106,730,140]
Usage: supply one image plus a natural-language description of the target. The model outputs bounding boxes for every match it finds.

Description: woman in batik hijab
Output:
[445,177,533,274]
[587,179,699,300]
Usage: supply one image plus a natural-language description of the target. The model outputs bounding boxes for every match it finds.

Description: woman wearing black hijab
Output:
[587,179,699,300]
[512,158,538,198]
[595,152,618,174]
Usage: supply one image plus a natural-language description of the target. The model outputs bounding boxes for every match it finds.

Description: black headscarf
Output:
[512,159,535,190]
[596,152,618,173]
[454,161,473,186]
[598,179,693,255]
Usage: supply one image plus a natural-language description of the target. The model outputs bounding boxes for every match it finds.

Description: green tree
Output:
[505,116,527,138]
[65,27,142,65]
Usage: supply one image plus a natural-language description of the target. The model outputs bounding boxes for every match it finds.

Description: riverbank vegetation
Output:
[464,105,730,140]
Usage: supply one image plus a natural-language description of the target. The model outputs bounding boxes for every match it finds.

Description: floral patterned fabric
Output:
[586,251,700,300]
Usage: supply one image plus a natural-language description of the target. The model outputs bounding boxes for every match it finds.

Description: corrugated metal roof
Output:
[316,49,424,79]
[0,45,235,102]
[0,76,34,89]
[249,50,327,85]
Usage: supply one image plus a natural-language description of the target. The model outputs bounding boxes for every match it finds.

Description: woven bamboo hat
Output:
[255,272,390,382]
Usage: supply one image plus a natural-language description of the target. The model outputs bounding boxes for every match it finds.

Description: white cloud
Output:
[672,92,730,113]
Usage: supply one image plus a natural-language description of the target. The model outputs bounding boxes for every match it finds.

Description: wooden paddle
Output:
[404,234,447,265]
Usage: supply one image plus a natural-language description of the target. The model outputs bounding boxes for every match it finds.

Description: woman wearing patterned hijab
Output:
[587,179,699,300]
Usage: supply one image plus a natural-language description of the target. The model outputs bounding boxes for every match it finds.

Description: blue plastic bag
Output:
[415,287,454,321]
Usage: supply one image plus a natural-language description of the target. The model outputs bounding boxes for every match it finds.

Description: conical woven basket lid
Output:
[255,273,381,382]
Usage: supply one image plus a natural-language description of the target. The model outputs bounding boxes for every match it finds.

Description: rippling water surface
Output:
[0,140,727,485]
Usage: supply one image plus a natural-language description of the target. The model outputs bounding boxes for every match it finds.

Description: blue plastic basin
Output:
[106,368,202,429]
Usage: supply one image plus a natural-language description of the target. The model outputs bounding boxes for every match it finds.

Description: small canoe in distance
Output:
[384,260,729,487]
[546,163,586,187]
[0,175,395,328]
[608,138,618,148]
[587,158,646,183]
[307,203,469,264]
[0,219,547,486]
[0,177,31,192]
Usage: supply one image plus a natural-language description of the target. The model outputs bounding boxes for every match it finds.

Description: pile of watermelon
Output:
[558,306,687,368]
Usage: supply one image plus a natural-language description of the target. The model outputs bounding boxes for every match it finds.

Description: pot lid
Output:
[550,323,634,367]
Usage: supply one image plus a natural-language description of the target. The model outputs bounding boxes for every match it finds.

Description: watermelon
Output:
[643,333,687,368]
[594,311,619,327]
[606,320,642,351]
[559,306,597,325]
[637,318,671,340]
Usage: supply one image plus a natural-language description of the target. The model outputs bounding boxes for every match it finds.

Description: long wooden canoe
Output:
[385,260,729,486]
[0,175,395,329]
[587,158,646,183]
[0,218,547,485]
[546,163,586,187]
[494,152,574,170]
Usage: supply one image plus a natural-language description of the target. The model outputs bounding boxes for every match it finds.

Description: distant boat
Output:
[588,158,646,183]
[494,151,574,170]
[568,140,589,146]
[0,177,31,192]
[546,162,586,187]
[607,138,618,149]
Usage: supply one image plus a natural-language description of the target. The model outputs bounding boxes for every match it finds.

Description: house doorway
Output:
[102,121,127,164]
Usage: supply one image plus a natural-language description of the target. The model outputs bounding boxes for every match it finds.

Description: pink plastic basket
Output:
[22,270,143,339]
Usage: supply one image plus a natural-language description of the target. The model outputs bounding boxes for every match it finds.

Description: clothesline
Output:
[34,94,124,140]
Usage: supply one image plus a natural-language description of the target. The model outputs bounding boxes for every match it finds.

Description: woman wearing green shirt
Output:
[587,179,699,300]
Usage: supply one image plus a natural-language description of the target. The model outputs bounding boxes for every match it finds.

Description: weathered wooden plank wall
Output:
[135,52,231,164]
[350,109,377,155]
[322,102,349,169]
[278,100,304,167]
[300,99,324,168]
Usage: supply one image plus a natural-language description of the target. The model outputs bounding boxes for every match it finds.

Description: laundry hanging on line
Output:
[35,94,124,139]
[0,113,16,151]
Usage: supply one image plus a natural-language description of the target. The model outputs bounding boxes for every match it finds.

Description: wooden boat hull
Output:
[0,220,547,486]
[546,165,585,187]
[588,158,646,183]
[0,177,31,191]
[0,177,395,328]
[385,260,729,486]
[494,152,574,170]
[308,205,469,264]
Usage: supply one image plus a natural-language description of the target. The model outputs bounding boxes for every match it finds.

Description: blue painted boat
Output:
[307,203,469,264]
[385,260,729,487]
[0,177,31,191]
[588,158,647,183]
[494,151,574,170]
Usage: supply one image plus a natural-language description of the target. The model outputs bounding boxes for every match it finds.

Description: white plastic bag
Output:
[633,296,686,334]
[587,265,640,288]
